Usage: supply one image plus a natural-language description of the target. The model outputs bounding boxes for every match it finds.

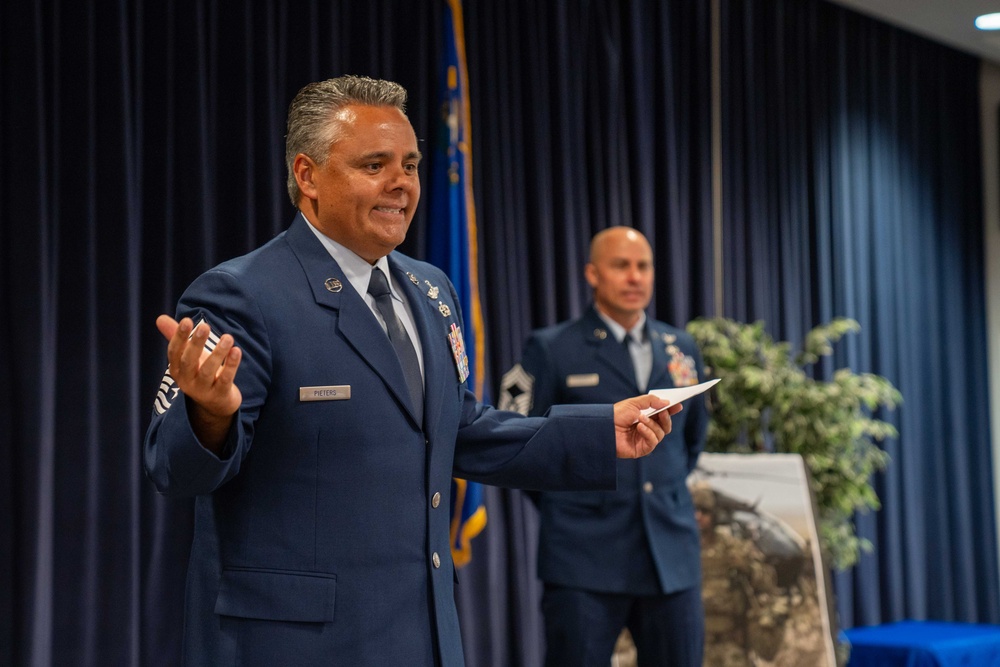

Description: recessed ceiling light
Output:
[975,13,1000,30]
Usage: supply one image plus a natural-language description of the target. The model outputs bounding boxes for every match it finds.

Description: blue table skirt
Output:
[843,621,1000,667]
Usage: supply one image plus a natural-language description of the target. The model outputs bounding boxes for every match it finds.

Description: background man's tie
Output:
[368,267,423,419]
[620,333,640,391]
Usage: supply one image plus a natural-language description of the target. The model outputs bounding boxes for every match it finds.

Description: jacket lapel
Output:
[581,308,638,391]
[285,217,420,427]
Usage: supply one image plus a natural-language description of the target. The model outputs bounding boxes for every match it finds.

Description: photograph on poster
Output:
[689,452,837,667]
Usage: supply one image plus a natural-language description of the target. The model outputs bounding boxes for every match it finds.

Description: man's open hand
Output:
[156,315,242,452]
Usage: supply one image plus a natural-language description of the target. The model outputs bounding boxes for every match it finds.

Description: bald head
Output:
[585,226,654,329]
[589,227,652,263]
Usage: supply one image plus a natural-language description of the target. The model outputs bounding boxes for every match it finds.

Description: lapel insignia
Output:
[448,323,470,383]
[438,302,451,317]
[324,278,343,293]
[406,272,420,285]
[594,328,608,340]
[424,280,439,299]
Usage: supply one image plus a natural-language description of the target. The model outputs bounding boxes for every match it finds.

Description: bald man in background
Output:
[509,227,708,666]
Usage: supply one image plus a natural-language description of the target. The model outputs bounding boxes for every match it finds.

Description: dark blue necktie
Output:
[367,267,423,419]
[620,333,639,390]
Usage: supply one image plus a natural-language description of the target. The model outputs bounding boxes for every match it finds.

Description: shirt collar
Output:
[302,213,399,300]
[594,308,647,344]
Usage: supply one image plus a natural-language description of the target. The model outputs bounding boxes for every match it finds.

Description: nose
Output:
[385,164,417,192]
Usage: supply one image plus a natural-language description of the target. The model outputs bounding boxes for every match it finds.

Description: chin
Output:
[373,234,408,256]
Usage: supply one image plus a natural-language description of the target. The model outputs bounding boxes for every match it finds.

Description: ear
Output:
[293,153,320,201]
[584,263,598,289]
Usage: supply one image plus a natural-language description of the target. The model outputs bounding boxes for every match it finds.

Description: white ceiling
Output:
[827,0,1000,65]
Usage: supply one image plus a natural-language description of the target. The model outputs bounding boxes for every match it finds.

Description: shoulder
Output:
[529,305,622,343]
[201,228,295,281]
[180,229,301,312]
[529,319,573,345]
[228,241,289,274]
[529,313,599,347]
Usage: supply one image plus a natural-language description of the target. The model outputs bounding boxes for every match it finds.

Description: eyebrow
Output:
[356,150,423,162]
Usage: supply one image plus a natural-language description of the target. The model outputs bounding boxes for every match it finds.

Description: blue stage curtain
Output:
[459,1,713,664]
[2,0,996,666]
[0,2,444,665]
[719,0,999,628]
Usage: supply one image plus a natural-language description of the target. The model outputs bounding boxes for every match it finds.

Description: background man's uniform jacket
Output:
[521,307,708,595]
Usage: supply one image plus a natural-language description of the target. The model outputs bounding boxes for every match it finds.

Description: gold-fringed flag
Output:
[428,0,487,568]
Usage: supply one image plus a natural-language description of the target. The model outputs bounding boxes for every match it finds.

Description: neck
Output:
[594,304,642,331]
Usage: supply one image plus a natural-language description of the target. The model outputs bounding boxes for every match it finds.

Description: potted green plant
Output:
[686,317,902,570]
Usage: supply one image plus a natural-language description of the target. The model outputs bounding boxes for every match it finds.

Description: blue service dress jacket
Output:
[520,307,708,595]
[143,215,619,667]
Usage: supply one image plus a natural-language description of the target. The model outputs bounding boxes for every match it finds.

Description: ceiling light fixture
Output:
[975,13,1000,30]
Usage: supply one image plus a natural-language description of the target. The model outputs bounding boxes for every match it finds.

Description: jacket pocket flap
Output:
[215,569,336,622]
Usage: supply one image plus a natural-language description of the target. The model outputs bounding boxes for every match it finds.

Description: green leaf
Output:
[687,316,901,571]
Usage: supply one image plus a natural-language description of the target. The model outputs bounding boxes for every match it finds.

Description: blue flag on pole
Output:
[428,0,487,568]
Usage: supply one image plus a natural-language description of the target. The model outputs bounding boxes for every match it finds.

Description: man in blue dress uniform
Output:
[511,227,708,666]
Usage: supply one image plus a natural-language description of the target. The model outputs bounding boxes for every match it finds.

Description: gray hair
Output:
[285,75,409,205]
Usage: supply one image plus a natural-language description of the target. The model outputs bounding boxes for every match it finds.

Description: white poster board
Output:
[689,453,837,667]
